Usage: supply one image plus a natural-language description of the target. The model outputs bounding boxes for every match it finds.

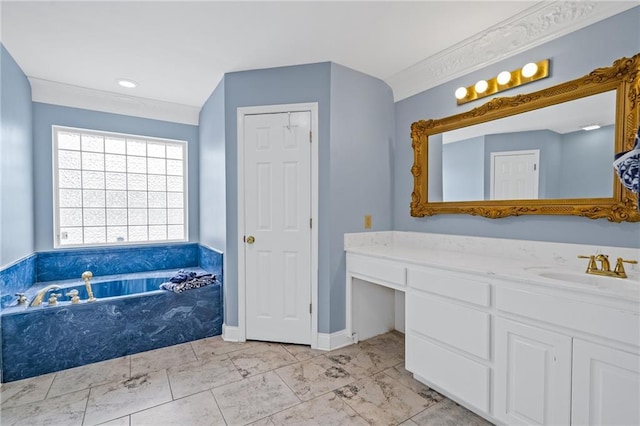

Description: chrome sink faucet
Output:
[30,285,62,307]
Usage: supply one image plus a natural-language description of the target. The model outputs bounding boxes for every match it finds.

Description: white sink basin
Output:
[537,271,621,286]
[523,266,639,300]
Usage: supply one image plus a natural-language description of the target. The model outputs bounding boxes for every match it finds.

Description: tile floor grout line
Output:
[80,386,92,426]
[189,341,201,361]
[43,372,57,400]
[209,388,229,426]
[272,368,304,404]
[118,388,222,423]
[165,367,176,401]
[187,340,199,362]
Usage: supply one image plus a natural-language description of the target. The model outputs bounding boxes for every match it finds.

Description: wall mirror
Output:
[410,54,640,222]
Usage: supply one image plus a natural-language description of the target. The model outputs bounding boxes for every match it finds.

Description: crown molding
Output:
[385,1,638,102]
[28,78,200,125]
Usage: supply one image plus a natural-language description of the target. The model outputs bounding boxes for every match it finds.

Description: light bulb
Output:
[455,87,468,100]
[521,63,538,78]
[497,71,511,85]
[475,80,488,93]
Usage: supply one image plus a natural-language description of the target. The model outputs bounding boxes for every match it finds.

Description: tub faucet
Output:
[30,285,62,307]
[82,271,97,302]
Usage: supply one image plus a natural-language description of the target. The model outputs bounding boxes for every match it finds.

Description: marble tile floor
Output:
[0,331,492,426]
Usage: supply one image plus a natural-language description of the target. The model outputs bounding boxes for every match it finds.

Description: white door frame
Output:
[236,103,319,348]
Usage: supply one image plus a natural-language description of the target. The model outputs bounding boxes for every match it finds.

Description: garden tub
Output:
[0,268,222,382]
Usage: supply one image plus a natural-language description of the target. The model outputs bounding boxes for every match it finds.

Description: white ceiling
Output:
[1,1,636,124]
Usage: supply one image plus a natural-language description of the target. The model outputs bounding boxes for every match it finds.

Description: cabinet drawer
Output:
[407,268,490,307]
[347,253,405,287]
[406,333,490,413]
[495,286,639,346]
[407,292,490,359]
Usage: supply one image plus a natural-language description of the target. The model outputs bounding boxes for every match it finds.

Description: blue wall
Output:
[199,79,226,252]
[328,63,394,332]
[394,8,640,248]
[442,136,485,201]
[0,45,34,267]
[560,125,613,199]
[32,103,200,251]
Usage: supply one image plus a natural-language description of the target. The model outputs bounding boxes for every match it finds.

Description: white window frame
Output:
[52,125,189,248]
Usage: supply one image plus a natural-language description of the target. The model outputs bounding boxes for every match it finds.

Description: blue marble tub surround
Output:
[1,245,224,382]
[1,269,223,382]
[0,253,36,310]
[36,243,199,282]
[198,244,223,277]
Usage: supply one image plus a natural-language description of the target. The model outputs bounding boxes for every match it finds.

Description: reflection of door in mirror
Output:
[490,150,539,200]
[430,91,616,202]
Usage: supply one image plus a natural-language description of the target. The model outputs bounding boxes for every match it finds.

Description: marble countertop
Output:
[345,232,640,304]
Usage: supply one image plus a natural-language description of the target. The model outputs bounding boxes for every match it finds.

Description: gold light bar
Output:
[456,59,550,106]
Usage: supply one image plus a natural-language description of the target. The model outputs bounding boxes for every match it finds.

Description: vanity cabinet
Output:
[571,339,640,425]
[494,318,572,425]
[345,242,639,426]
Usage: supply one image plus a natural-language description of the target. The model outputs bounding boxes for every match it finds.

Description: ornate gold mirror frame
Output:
[410,54,640,222]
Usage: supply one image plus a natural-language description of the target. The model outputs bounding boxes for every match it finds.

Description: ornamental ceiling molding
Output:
[386,1,637,102]
[28,77,200,125]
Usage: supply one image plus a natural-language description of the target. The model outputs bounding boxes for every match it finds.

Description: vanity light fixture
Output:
[582,124,601,131]
[117,79,137,89]
[455,59,550,106]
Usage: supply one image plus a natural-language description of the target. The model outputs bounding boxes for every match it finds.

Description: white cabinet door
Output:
[572,339,640,426]
[494,318,572,425]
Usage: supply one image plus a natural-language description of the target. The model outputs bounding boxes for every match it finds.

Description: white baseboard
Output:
[222,324,245,342]
[316,329,355,351]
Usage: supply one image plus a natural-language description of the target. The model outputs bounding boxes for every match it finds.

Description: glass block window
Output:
[53,126,188,247]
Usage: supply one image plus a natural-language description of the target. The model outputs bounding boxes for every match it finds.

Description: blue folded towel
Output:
[613,126,640,209]
[160,274,217,293]
[169,270,197,283]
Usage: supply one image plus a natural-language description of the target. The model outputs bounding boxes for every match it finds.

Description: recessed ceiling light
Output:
[581,124,601,131]
[117,79,137,88]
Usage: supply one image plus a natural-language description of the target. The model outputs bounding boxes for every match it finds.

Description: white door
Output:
[243,111,312,344]
[494,318,572,425]
[572,339,640,426]
[491,150,539,200]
